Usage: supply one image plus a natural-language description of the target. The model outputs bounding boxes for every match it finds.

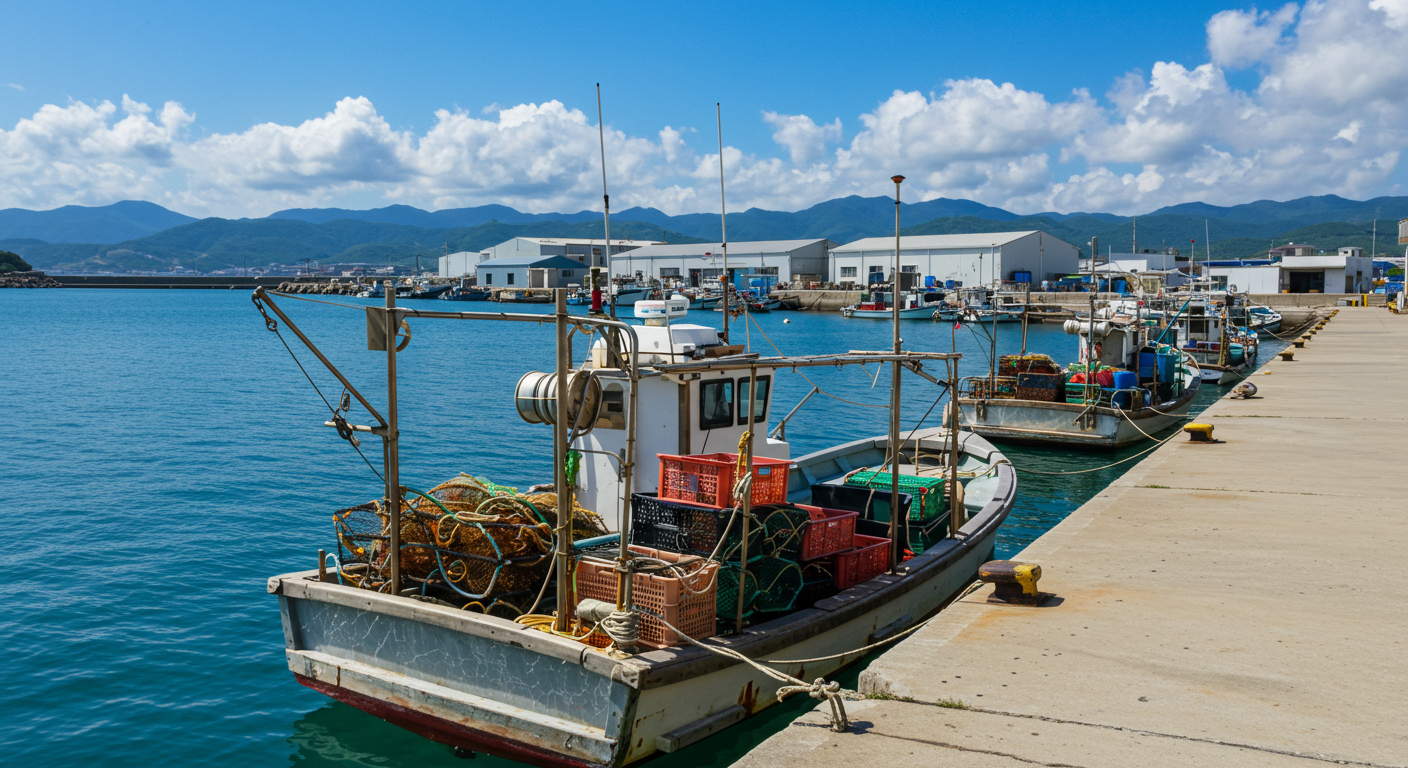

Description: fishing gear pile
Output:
[333,473,608,615]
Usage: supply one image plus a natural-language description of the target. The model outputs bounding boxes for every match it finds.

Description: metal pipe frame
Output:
[251,287,643,617]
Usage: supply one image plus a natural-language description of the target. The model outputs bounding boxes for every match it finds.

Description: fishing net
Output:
[332,473,609,614]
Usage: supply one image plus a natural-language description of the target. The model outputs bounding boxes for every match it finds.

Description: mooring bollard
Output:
[979,560,1050,606]
[1292,339,1305,348]
[1278,350,1295,361]
[1184,423,1216,442]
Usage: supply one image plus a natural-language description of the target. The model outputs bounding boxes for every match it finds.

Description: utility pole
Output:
[888,175,904,571]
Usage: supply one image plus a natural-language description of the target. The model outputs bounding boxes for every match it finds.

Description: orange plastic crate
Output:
[832,534,890,589]
[658,452,791,509]
[575,545,718,647]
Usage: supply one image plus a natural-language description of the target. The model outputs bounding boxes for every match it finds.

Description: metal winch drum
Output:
[514,371,604,432]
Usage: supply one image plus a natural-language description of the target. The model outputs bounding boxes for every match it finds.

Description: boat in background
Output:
[956,311,1200,447]
[440,285,490,301]
[842,289,942,319]
[1248,305,1283,335]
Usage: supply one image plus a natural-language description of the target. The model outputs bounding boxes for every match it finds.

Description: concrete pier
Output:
[735,307,1406,768]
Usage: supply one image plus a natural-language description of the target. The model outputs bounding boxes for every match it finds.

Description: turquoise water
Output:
[0,290,1262,767]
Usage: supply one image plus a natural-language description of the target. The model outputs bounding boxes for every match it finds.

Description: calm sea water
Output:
[0,289,1264,767]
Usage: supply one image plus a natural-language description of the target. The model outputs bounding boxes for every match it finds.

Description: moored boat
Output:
[252,284,1015,768]
[956,311,1200,447]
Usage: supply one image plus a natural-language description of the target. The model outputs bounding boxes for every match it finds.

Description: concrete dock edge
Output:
[734,307,1407,768]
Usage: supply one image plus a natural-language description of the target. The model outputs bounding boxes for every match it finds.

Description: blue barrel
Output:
[1111,371,1138,408]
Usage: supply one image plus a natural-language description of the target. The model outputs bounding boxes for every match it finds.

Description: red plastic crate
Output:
[658,452,791,509]
[832,534,891,589]
[575,545,718,647]
[790,504,859,561]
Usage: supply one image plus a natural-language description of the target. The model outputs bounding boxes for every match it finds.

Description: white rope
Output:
[601,610,640,646]
[651,614,851,732]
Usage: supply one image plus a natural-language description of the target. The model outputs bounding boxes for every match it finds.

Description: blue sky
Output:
[2,0,1405,217]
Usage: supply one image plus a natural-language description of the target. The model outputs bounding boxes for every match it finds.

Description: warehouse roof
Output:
[509,237,661,247]
[477,255,585,269]
[613,239,833,258]
[832,232,1044,252]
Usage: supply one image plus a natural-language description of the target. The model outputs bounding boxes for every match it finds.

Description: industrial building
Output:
[476,255,585,290]
[1209,248,1374,294]
[829,231,1078,288]
[482,237,661,268]
[607,239,835,286]
[438,251,489,278]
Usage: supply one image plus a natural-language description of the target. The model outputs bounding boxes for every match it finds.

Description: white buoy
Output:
[783,318,791,324]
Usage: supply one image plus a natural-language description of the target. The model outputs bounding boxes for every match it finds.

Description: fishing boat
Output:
[608,283,654,306]
[955,309,1201,448]
[841,290,940,319]
[440,285,490,301]
[1248,305,1282,335]
[356,283,385,299]
[409,283,453,300]
[254,282,1016,768]
[1168,295,1259,384]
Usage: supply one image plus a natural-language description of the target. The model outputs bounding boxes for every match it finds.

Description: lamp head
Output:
[891,175,905,184]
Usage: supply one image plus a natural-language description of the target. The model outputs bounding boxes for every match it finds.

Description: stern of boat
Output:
[269,574,634,768]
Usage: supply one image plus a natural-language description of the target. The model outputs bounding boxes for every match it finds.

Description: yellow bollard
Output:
[1278,350,1295,361]
[1184,423,1215,442]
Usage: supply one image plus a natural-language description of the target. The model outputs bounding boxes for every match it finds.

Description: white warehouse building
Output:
[1210,248,1374,294]
[608,239,835,286]
[830,231,1079,288]
[483,237,662,268]
[438,250,491,278]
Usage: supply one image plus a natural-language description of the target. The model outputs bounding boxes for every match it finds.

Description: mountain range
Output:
[1,194,1404,274]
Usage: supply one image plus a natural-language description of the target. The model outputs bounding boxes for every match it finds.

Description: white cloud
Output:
[762,112,841,166]
[6,83,22,92]
[1207,4,1298,68]
[0,0,1405,219]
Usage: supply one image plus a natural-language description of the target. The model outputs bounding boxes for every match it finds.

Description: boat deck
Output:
[735,307,1406,767]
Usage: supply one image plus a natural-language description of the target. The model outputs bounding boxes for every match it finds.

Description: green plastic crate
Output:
[844,471,948,523]
[716,556,803,617]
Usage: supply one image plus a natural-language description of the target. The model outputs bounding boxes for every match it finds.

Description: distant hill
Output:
[0,201,197,243]
[265,203,603,228]
[1,218,707,273]
[1147,195,1408,226]
[3,193,1404,273]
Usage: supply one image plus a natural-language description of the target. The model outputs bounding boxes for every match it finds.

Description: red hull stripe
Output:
[294,674,607,768]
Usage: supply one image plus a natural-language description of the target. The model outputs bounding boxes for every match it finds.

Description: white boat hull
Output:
[958,392,1196,447]
[842,306,938,319]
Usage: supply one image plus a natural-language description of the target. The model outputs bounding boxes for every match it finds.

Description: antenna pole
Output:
[383,281,401,596]
[597,84,616,321]
[553,288,574,632]
[718,103,730,344]
[889,175,905,571]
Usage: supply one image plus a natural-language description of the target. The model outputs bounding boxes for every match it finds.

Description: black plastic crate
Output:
[808,484,913,523]
[630,493,762,557]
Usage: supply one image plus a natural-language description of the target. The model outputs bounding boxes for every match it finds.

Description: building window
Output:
[901,265,918,273]
[840,266,857,278]
[660,268,681,277]
[560,269,574,278]
[737,376,770,424]
[699,378,734,430]
[507,272,515,285]
[485,273,493,285]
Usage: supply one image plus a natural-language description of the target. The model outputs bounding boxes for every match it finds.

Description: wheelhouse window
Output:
[737,376,770,424]
[699,379,735,430]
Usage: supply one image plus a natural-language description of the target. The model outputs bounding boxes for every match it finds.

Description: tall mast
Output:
[718,103,730,344]
[888,175,904,570]
[597,84,616,321]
